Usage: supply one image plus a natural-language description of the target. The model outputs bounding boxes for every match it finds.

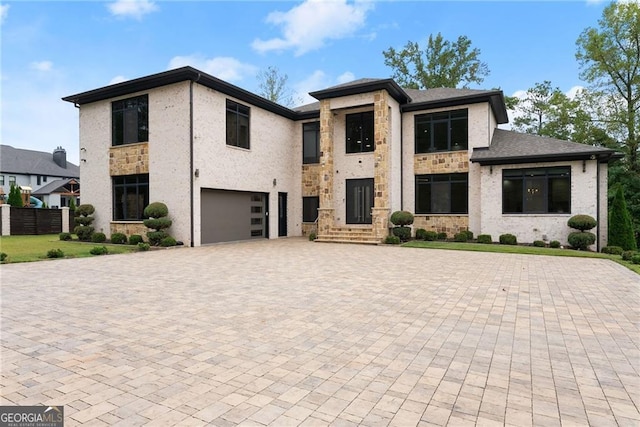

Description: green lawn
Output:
[403,240,640,275]
[0,234,138,263]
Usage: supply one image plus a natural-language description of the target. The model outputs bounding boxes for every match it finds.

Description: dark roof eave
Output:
[470,151,622,165]
[309,79,411,104]
[402,91,509,124]
[295,110,320,121]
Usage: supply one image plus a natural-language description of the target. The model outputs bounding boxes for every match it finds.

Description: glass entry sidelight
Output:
[346,178,374,224]
[278,192,287,237]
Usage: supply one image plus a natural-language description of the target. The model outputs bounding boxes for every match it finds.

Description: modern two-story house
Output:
[63,66,619,249]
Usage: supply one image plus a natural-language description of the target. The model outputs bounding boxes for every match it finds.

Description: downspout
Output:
[189,73,201,247]
[400,108,404,210]
[596,158,601,252]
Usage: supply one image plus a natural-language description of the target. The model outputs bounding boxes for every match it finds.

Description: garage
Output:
[200,189,268,244]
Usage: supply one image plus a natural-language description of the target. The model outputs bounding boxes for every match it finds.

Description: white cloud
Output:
[30,61,53,72]
[337,72,355,84]
[107,0,158,20]
[167,55,257,83]
[1,4,9,25]
[252,0,374,56]
[566,85,585,99]
[109,75,128,85]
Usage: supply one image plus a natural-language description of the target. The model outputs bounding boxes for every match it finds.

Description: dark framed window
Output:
[112,95,149,146]
[9,176,16,186]
[346,111,374,153]
[113,174,149,220]
[43,176,47,183]
[415,173,468,214]
[303,121,320,164]
[226,99,250,149]
[503,167,571,214]
[302,196,319,222]
[415,109,468,153]
[0,175,4,185]
[37,175,41,185]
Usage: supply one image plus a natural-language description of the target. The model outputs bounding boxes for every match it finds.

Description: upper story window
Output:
[415,173,468,214]
[503,167,571,214]
[0,175,4,185]
[9,176,16,186]
[226,99,250,149]
[112,95,149,146]
[415,109,468,153]
[303,121,320,164]
[346,111,374,153]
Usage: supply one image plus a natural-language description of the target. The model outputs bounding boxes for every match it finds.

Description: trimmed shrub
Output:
[138,242,151,251]
[0,252,7,262]
[90,246,108,255]
[160,236,177,247]
[567,214,597,232]
[143,202,173,246]
[389,211,414,226]
[59,232,72,241]
[477,234,492,244]
[110,233,127,244]
[533,240,546,247]
[308,232,317,241]
[568,231,596,250]
[392,226,412,242]
[609,184,637,251]
[73,216,94,226]
[632,254,640,265]
[550,240,561,248]
[601,246,624,255]
[74,225,94,242]
[143,202,169,219]
[46,248,64,259]
[143,217,172,231]
[437,232,447,240]
[129,234,143,245]
[385,235,401,244]
[7,184,23,207]
[91,232,106,243]
[499,234,517,245]
[462,230,474,240]
[424,231,438,241]
[415,228,428,240]
[454,232,469,242]
[622,250,637,261]
[75,204,95,217]
[74,203,95,242]
[147,231,168,246]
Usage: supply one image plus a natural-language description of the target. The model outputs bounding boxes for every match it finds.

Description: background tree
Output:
[7,184,23,207]
[383,33,489,89]
[576,1,640,173]
[256,66,300,107]
[608,184,638,251]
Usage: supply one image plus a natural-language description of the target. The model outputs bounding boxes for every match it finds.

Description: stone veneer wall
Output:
[372,90,390,239]
[109,142,149,176]
[414,151,469,175]
[317,100,335,236]
[302,164,321,197]
[110,222,148,240]
[413,216,469,238]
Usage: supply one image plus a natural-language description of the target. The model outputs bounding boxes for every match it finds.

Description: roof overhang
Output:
[309,79,411,105]
[470,149,623,165]
[402,91,508,124]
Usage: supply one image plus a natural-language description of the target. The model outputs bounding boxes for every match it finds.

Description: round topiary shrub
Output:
[389,211,414,227]
[385,235,401,244]
[499,234,517,245]
[533,240,546,247]
[477,234,492,244]
[110,233,127,244]
[568,231,596,250]
[74,203,96,242]
[415,228,428,240]
[74,226,94,242]
[454,232,469,242]
[147,231,168,246]
[143,202,173,246]
[424,230,438,241]
[138,242,150,251]
[129,234,143,245]
[90,246,108,255]
[91,232,106,243]
[567,214,597,232]
[437,232,447,240]
[160,236,177,247]
[143,202,169,219]
[59,232,72,241]
[75,204,95,217]
[550,240,561,248]
[46,248,64,259]
[601,246,624,255]
[392,226,412,242]
[622,250,637,261]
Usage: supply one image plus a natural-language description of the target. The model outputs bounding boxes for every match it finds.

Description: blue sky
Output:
[1,0,610,165]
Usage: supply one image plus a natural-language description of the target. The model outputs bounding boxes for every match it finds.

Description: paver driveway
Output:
[1,238,639,426]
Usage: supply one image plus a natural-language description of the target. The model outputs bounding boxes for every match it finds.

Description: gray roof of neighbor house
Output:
[63,67,508,123]
[32,178,79,196]
[0,145,80,177]
[470,129,622,165]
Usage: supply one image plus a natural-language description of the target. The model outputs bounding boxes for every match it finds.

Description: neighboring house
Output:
[63,67,620,249]
[0,145,80,208]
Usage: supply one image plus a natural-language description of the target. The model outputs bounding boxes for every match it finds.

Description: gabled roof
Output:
[0,145,80,177]
[470,129,622,165]
[32,178,79,196]
[402,88,508,123]
[309,78,411,105]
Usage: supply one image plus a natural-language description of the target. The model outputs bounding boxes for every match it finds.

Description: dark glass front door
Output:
[346,178,373,224]
[278,192,287,236]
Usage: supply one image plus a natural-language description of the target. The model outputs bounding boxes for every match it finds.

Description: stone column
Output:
[1,204,10,236]
[317,99,335,236]
[61,207,70,233]
[372,90,391,240]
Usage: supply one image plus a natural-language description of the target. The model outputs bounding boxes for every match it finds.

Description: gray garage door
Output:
[201,189,267,244]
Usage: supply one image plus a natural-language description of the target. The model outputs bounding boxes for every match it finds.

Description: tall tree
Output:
[608,184,638,251]
[256,66,299,107]
[7,184,23,207]
[576,1,640,172]
[383,33,489,89]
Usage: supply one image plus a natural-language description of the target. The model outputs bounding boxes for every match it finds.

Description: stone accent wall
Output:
[109,142,149,176]
[110,221,147,239]
[302,164,321,197]
[414,151,469,175]
[413,215,469,238]
[317,100,335,236]
[301,223,317,237]
[372,90,390,239]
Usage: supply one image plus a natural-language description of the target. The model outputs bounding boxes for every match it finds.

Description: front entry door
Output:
[346,178,373,224]
[278,192,287,237]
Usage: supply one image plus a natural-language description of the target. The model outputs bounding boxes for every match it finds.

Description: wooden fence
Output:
[5,207,66,235]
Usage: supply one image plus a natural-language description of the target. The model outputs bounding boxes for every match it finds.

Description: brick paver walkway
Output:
[1,238,638,426]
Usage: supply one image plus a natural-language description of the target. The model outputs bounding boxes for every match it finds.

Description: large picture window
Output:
[226,99,250,149]
[303,121,320,164]
[112,95,148,146]
[503,167,571,214]
[302,196,319,223]
[346,111,374,153]
[415,109,468,153]
[113,174,149,220]
[415,173,468,214]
